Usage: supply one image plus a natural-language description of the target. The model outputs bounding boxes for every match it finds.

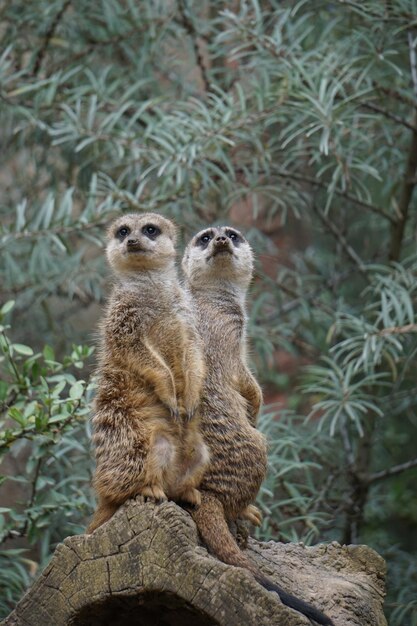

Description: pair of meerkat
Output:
[88,213,334,626]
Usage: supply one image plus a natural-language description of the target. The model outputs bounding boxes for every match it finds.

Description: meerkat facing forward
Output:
[87,213,209,533]
[182,226,334,626]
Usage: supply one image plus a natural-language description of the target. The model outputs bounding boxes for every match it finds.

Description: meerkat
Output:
[182,226,334,626]
[87,213,209,533]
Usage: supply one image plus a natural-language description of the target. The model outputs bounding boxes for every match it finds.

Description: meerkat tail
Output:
[192,492,334,626]
[255,575,335,626]
[86,499,119,533]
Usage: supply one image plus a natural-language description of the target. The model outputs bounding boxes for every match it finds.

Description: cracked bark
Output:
[3,499,387,626]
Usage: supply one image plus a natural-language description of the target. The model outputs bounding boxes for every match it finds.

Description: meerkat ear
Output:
[181,248,191,276]
[168,222,178,245]
[106,220,118,241]
[157,215,177,244]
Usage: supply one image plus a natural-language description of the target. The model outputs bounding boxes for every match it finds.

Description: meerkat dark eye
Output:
[142,224,161,238]
[117,226,130,240]
[196,230,214,249]
[226,230,241,244]
[198,233,212,245]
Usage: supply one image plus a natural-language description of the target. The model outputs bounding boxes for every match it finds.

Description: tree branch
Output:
[205,159,396,223]
[19,458,43,538]
[372,80,417,111]
[388,112,417,260]
[0,218,111,247]
[409,31,417,99]
[389,34,417,261]
[367,457,417,484]
[378,323,417,336]
[177,0,210,92]
[32,0,72,76]
[269,168,396,224]
[361,102,417,133]
[312,204,370,279]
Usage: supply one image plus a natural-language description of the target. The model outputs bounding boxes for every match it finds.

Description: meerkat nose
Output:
[215,236,227,244]
[127,238,138,245]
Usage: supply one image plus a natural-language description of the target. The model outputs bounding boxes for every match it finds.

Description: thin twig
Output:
[340,419,355,467]
[0,218,111,247]
[378,323,417,336]
[372,80,417,111]
[32,0,72,75]
[211,157,394,223]
[177,0,210,92]
[409,31,417,100]
[204,158,396,224]
[367,457,417,484]
[1,331,22,385]
[0,401,82,454]
[388,33,417,260]
[388,109,417,260]
[272,169,396,224]
[361,102,417,133]
[20,458,43,537]
[312,204,370,279]
[260,276,335,317]
[310,471,339,514]
[337,0,417,23]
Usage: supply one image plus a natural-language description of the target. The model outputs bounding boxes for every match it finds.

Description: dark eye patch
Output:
[116,226,130,240]
[142,224,161,238]
[196,230,214,249]
[226,229,242,245]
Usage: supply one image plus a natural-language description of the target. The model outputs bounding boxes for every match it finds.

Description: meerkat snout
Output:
[212,236,231,255]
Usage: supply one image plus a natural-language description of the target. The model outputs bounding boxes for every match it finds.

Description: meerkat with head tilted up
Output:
[182,226,334,626]
[87,213,209,533]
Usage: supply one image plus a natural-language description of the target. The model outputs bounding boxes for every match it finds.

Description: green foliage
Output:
[0,303,93,616]
[1,0,417,622]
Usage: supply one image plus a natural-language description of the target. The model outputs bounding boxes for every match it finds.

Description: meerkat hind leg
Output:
[173,437,209,507]
[142,433,176,503]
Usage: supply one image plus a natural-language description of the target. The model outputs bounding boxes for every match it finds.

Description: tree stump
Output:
[3,499,388,626]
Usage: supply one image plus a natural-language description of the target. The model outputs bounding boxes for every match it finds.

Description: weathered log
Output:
[3,499,387,625]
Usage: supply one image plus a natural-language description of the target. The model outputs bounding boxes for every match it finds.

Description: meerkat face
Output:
[182,226,254,289]
[106,213,177,274]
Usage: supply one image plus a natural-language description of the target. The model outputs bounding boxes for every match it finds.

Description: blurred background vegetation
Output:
[1,0,417,622]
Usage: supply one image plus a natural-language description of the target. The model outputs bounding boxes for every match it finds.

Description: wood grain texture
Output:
[3,499,387,626]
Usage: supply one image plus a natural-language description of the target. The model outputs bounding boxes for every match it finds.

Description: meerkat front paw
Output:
[161,400,179,421]
[182,395,200,422]
[241,504,263,527]
[183,405,198,422]
[142,485,168,503]
[170,406,180,421]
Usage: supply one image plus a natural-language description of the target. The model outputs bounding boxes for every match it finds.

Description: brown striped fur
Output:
[87,213,209,533]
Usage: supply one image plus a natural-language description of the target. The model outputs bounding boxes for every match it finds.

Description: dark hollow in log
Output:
[72,592,219,626]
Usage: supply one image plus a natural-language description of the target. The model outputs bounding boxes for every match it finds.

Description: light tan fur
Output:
[87,213,209,533]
